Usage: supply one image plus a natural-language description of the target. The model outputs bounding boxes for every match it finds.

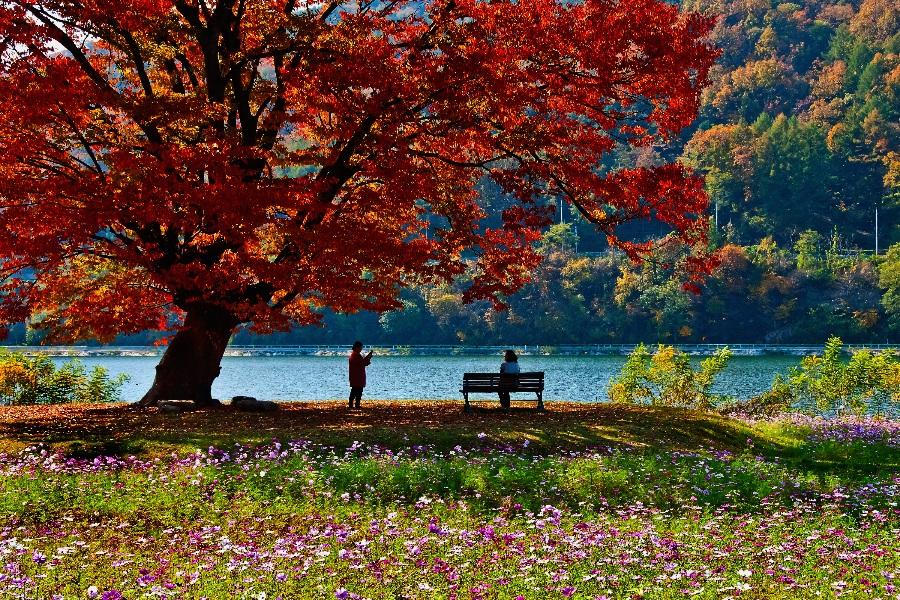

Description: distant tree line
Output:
[226,237,898,346]
[11,236,898,346]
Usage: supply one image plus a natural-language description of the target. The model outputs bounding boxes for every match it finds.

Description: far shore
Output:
[3,342,898,358]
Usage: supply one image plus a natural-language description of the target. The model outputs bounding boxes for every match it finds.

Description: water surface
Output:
[61,355,798,403]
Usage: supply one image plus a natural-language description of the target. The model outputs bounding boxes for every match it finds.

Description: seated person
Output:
[498,349,519,408]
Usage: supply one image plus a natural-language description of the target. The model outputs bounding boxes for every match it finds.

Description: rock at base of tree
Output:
[157,400,197,414]
[231,396,279,412]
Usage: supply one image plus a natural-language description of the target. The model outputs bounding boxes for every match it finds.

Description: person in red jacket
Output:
[348,341,373,409]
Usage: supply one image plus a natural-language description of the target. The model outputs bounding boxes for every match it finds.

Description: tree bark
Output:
[139,305,239,407]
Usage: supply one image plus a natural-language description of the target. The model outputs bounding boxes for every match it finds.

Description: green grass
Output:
[0,401,896,598]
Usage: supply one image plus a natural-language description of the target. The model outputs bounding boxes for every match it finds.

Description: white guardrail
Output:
[2,343,898,357]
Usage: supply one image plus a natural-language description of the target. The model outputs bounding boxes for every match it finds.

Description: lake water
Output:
[61,355,800,403]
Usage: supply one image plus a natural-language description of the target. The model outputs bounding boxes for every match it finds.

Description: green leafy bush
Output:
[607,344,732,410]
[785,337,898,416]
[724,373,794,416]
[0,350,127,405]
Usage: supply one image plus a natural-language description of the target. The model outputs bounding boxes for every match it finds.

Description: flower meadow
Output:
[0,415,897,599]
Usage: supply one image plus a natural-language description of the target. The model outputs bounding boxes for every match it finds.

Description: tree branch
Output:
[120,29,155,99]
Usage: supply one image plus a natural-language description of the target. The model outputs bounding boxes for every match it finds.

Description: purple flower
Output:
[335,589,349,600]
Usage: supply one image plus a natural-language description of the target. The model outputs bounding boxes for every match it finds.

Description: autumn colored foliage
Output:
[0,0,716,401]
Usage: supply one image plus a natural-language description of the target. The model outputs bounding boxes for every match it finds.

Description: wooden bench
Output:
[460,372,545,413]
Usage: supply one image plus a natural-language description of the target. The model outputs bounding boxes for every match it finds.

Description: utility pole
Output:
[875,203,879,255]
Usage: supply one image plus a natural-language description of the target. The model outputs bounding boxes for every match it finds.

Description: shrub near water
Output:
[785,337,899,416]
[609,340,900,417]
[607,344,732,410]
[0,350,127,405]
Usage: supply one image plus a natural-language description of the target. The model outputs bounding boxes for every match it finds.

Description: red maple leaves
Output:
[0,0,718,342]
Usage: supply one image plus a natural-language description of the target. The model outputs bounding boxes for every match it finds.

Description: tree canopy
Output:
[0,0,717,402]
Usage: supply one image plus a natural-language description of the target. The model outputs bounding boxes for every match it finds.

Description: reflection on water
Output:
[57,355,799,403]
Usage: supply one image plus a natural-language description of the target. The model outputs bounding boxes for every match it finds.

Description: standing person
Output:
[498,349,520,409]
[348,341,373,409]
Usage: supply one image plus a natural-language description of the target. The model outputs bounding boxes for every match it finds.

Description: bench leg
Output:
[464,393,471,414]
[537,392,544,412]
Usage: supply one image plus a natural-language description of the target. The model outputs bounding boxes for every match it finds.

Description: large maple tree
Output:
[0,0,716,406]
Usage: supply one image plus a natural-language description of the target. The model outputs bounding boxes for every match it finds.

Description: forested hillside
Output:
[682,0,898,247]
[234,0,900,346]
[216,237,896,345]
[8,0,899,346]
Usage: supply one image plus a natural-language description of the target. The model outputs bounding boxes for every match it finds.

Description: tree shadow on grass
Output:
[0,401,753,452]
[0,401,895,479]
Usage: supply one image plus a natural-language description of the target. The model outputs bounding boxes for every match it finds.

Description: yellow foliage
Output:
[755,26,778,56]
[730,59,783,92]
[882,152,900,192]
[826,123,850,153]
[607,344,732,410]
[850,0,900,42]
[561,257,593,290]
[0,363,34,399]
[811,61,846,98]
[853,309,880,329]
[613,270,638,305]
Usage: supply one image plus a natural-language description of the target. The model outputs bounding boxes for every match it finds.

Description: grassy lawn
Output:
[0,401,897,599]
[0,401,782,456]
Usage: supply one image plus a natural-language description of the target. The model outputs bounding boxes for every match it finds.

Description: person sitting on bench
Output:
[498,349,519,409]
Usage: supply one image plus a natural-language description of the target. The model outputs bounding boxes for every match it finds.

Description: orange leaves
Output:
[465,226,544,310]
[25,256,171,343]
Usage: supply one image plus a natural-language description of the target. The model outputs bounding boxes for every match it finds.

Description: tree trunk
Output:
[139,305,238,407]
